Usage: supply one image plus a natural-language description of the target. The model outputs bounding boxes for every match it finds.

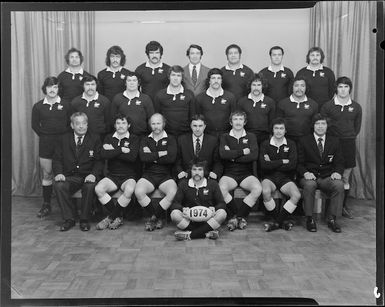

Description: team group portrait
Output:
[5,1,380,306]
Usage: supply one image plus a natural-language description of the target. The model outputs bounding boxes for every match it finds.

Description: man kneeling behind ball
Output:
[170,158,227,240]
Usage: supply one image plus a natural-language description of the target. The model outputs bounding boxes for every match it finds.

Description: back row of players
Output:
[32,41,362,239]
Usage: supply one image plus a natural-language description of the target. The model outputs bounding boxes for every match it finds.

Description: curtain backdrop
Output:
[309,1,376,199]
[11,11,95,196]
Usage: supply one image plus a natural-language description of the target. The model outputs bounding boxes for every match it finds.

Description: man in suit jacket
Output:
[175,114,223,181]
[183,44,210,97]
[297,113,345,233]
[53,112,103,232]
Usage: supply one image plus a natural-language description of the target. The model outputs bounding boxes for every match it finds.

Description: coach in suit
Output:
[53,112,103,232]
[297,113,345,233]
[183,44,210,97]
[175,114,223,181]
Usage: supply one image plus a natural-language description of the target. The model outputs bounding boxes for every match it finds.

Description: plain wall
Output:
[94,9,310,75]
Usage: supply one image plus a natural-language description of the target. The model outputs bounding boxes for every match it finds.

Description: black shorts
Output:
[39,135,61,159]
[263,173,293,190]
[142,173,173,188]
[106,174,135,190]
[340,138,356,168]
[223,173,254,185]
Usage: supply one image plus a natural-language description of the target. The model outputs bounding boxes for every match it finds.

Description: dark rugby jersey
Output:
[237,94,276,134]
[97,67,132,102]
[170,178,226,212]
[259,66,294,103]
[221,64,254,101]
[57,69,91,101]
[32,98,71,136]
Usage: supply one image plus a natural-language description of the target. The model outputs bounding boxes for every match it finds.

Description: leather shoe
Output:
[60,219,75,231]
[79,220,90,232]
[328,219,341,233]
[306,217,317,232]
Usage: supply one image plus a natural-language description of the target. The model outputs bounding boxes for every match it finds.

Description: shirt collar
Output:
[248,93,265,102]
[166,85,184,95]
[81,92,99,101]
[123,90,140,99]
[334,96,352,106]
[112,131,130,140]
[268,65,284,72]
[229,129,247,138]
[145,61,163,69]
[189,63,201,71]
[290,94,308,103]
[74,133,85,142]
[314,133,325,142]
[65,67,84,75]
[225,63,244,71]
[106,66,123,73]
[306,64,324,71]
[43,96,61,105]
[192,134,203,143]
[269,136,288,147]
[149,130,168,139]
[188,178,208,188]
[206,88,224,98]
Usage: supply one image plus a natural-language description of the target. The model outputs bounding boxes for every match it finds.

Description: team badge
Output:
[348,107,354,112]
[120,74,125,79]
[283,146,289,152]
[94,102,100,108]
[136,100,141,105]
[180,95,185,100]
[203,189,209,195]
[304,104,310,109]
[240,71,245,77]
[320,72,325,77]
[158,68,163,73]
[57,104,63,110]
[242,138,248,144]
[260,103,266,108]
[79,76,83,81]
[221,99,227,104]
[281,73,286,78]
[124,141,129,147]
[161,140,167,145]
[328,155,334,162]
[89,150,94,157]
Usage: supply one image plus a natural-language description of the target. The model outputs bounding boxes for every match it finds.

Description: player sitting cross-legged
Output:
[171,158,227,240]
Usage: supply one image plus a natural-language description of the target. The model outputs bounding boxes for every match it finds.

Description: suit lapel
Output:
[309,135,321,159]
[69,133,77,156]
[77,133,88,158]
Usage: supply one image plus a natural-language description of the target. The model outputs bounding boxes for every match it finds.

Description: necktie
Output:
[195,138,201,156]
[76,136,82,155]
[192,65,197,86]
[317,138,323,157]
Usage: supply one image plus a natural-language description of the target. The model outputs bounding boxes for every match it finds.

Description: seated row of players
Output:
[50,109,346,239]
[32,70,361,223]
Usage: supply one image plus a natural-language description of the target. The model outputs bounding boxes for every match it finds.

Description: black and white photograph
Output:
[1,1,384,306]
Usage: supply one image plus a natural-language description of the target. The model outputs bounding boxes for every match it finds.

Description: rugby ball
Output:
[187,206,214,222]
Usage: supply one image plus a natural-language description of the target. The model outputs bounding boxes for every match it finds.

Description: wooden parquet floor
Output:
[9,196,376,305]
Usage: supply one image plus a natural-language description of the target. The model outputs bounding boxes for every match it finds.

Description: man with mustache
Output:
[70,75,112,140]
[258,46,294,103]
[171,158,227,241]
[296,47,336,109]
[135,41,171,102]
[53,112,103,232]
[97,45,132,103]
[237,73,276,145]
[276,76,319,143]
[57,48,92,101]
[221,44,254,101]
[154,65,196,137]
[195,68,236,138]
[32,76,72,218]
[134,113,178,231]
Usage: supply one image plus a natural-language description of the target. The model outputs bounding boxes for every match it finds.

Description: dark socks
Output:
[104,198,115,214]
[237,201,252,218]
[190,222,213,239]
[42,185,53,204]
[153,202,165,219]
[109,201,124,220]
[226,199,238,218]
[343,190,349,207]
[143,201,155,217]
[276,208,290,225]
